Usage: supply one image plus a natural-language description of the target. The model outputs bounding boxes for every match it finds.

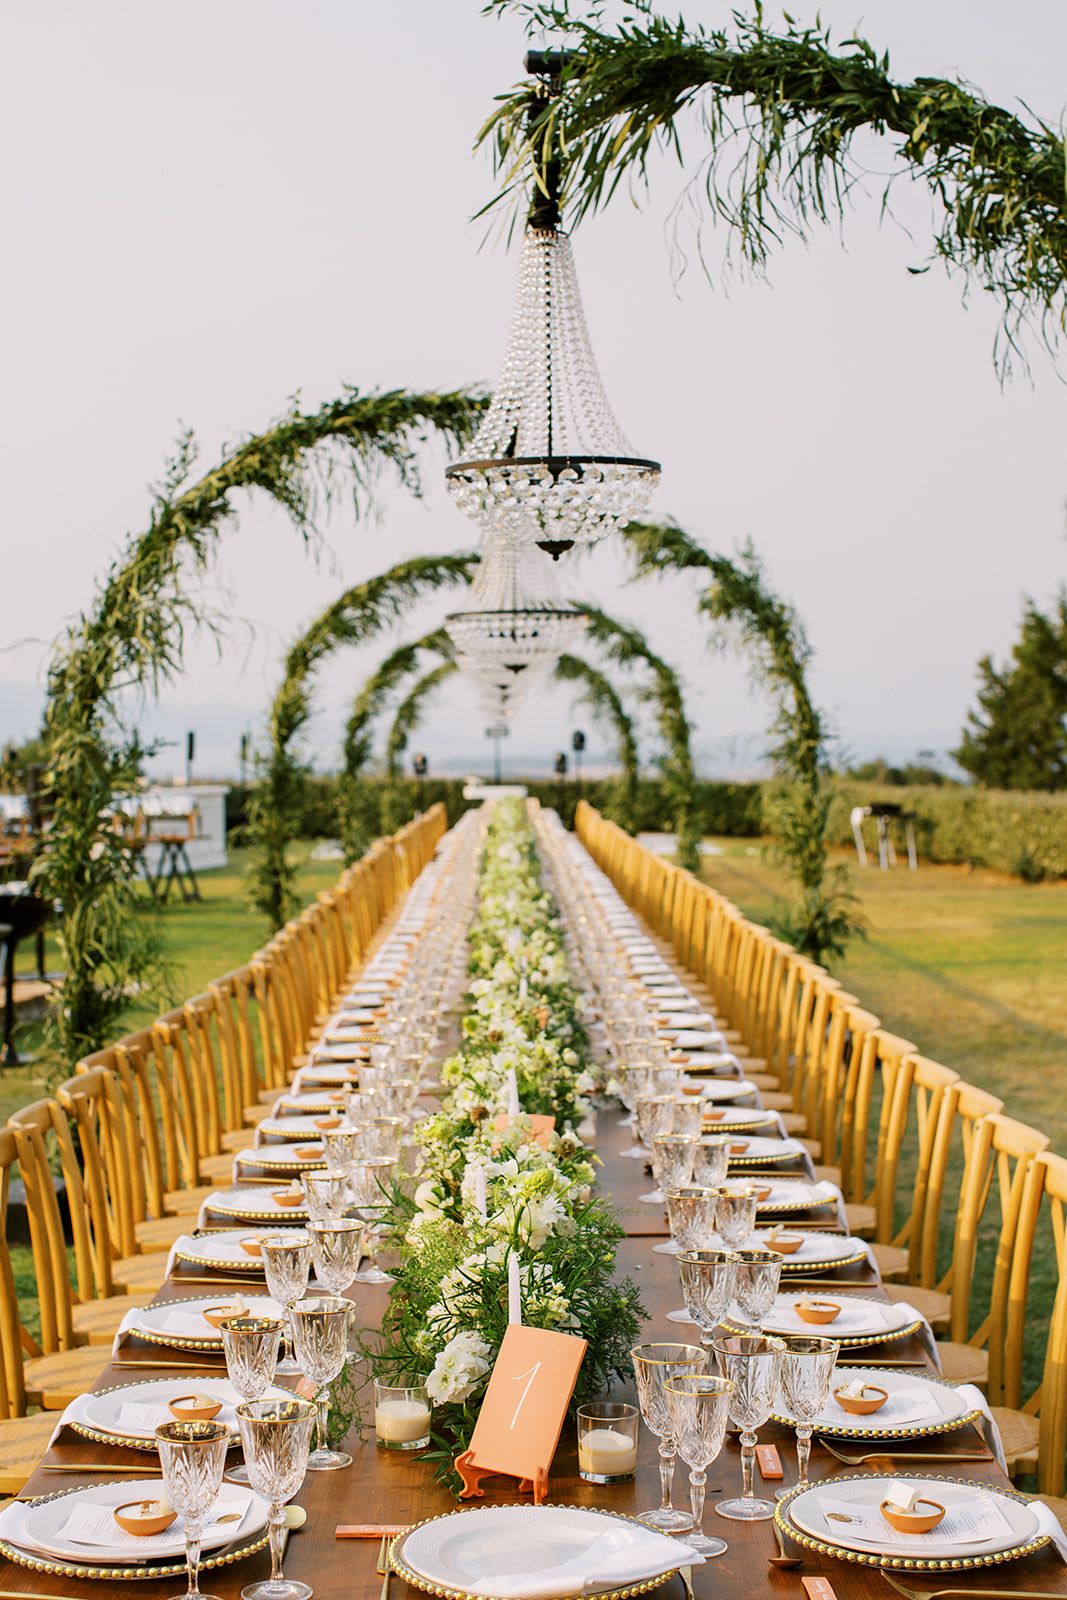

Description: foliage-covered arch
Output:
[553,653,640,834]
[386,661,460,780]
[571,603,700,869]
[34,387,484,1065]
[251,561,477,928]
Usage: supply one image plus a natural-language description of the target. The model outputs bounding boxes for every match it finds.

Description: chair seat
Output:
[844,1203,876,1238]
[884,1282,951,1333]
[164,1184,219,1214]
[812,1164,842,1187]
[990,1406,1040,1478]
[934,1341,989,1390]
[111,1253,171,1293]
[24,1346,109,1411]
[871,1242,909,1282]
[779,1112,808,1136]
[221,1128,251,1152]
[198,1152,239,1183]
[747,1075,782,1093]
[242,1103,273,1124]
[758,1092,793,1111]
[135,1215,193,1253]
[72,1291,155,1345]
[799,1137,821,1159]
[0,1411,61,1494]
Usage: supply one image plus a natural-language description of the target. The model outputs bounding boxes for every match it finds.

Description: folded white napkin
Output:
[890,1302,942,1373]
[1031,1501,1067,1561]
[462,1523,704,1598]
[955,1383,1008,1472]
[164,1235,197,1277]
[111,1306,145,1356]
[48,1391,98,1447]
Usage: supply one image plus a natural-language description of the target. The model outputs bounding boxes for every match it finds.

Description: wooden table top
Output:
[6,1104,1065,1600]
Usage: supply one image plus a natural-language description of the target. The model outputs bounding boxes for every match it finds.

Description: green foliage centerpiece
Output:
[359,799,645,1488]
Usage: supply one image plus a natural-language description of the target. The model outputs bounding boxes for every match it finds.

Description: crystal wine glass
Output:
[351,1157,397,1284]
[154,1419,230,1600]
[692,1136,731,1190]
[301,1172,348,1221]
[663,1374,735,1556]
[711,1335,786,1520]
[219,1315,282,1484]
[234,1397,317,1600]
[307,1218,363,1296]
[260,1233,311,1375]
[776,1335,838,1496]
[289,1295,354,1470]
[715,1184,759,1250]
[730,1249,783,1329]
[649,1138,700,1250]
[664,1186,719,1255]
[676,1249,738,1350]
[630,1342,706,1531]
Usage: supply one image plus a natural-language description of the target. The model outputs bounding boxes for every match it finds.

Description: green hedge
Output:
[825,783,1067,882]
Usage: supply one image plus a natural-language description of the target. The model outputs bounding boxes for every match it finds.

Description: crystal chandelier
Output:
[444,535,587,681]
[446,58,660,559]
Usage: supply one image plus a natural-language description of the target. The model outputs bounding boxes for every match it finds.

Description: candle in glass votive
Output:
[374,1382,431,1450]
[576,1402,639,1483]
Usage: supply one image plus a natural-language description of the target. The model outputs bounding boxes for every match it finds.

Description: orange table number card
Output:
[455,1324,587,1504]
[492,1112,556,1150]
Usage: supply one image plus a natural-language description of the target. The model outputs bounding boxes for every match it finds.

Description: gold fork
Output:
[881,1571,1067,1600]
[377,1532,392,1600]
[822,1439,992,1466]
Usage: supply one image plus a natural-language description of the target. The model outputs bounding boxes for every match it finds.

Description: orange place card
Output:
[455,1324,587,1505]
[756,1444,783,1479]
[802,1580,839,1600]
[493,1112,556,1150]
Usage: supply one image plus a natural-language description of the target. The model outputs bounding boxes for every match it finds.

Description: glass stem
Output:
[316,1389,330,1454]
[689,1468,706,1534]
[657,1440,676,1512]
[185,1521,202,1600]
[740,1431,757,1501]
[796,1424,812,1490]
[268,1504,286,1582]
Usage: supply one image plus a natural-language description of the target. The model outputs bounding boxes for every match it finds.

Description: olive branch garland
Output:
[479,0,1067,372]
[553,653,641,835]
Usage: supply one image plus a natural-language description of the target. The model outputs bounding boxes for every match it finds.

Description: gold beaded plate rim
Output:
[234,1147,328,1173]
[172,1235,268,1274]
[391,1504,681,1600]
[771,1367,983,1440]
[119,1294,279,1353]
[701,1111,780,1133]
[774,1472,1048,1570]
[0,1482,269,1580]
[722,1301,924,1350]
[70,1377,289,1450]
[207,1190,311,1222]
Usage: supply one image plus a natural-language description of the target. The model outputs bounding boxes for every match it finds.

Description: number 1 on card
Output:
[509,1362,542,1430]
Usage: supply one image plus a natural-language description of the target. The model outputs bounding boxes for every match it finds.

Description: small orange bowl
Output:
[114,1500,177,1536]
[294,1146,323,1159]
[795,1300,841,1325]
[752,1185,773,1201]
[168,1391,224,1420]
[201,1305,244,1330]
[767,1233,804,1255]
[313,1117,341,1130]
[272,1190,304,1208]
[705,1110,726,1122]
[729,1141,750,1155]
[835,1384,888,1415]
[327,1093,346,1103]
[880,1499,945,1534]
[239,1237,263,1257]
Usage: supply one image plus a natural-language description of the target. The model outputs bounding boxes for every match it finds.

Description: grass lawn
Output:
[699,836,1067,1405]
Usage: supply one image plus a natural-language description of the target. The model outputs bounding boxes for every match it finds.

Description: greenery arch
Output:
[35,387,484,1066]
[572,603,700,869]
[386,661,460,780]
[620,519,862,961]
[251,562,477,928]
[553,653,640,834]
[482,2,1067,370]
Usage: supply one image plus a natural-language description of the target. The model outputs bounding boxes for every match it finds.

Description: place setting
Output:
[735,1291,927,1348]
[112,1294,285,1354]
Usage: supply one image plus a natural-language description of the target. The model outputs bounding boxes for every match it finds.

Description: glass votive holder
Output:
[374,1381,431,1450]
[577,1402,639,1483]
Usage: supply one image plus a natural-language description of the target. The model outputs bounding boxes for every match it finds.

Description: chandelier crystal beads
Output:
[446,229,660,558]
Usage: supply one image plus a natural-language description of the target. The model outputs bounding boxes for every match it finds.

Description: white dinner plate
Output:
[773,1366,982,1438]
[781,1474,1044,1568]
[749,1293,922,1346]
[172,1227,306,1273]
[726,1136,805,1165]
[123,1294,283,1350]
[205,1187,310,1222]
[702,1108,779,1131]
[396,1505,691,1599]
[256,1114,347,1141]
[690,1079,758,1102]
[76,1377,291,1447]
[668,1030,727,1048]
[704,1230,867,1272]
[303,1052,368,1071]
[754,1180,841,1215]
[274,1091,350,1114]
[233,1143,325,1171]
[20,1479,269,1565]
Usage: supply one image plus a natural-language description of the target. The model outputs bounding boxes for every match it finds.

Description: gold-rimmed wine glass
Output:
[663,1374,735,1557]
[289,1296,354,1470]
[776,1335,838,1496]
[234,1397,317,1600]
[711,1334,786,1521]
[260,1232,311,1376]
[630,1341,706,1531]
[218,1315,282,1485]
[154,1419,230,1600]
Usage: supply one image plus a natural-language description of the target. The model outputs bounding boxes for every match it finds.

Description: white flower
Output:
[425,1330,493,1403]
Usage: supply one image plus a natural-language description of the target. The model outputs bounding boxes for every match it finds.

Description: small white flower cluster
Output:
[425,1330,492,1404]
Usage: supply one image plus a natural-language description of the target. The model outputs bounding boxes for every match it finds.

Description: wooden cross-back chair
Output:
[0,1125,73,1486]
[210,966,269,1128]
[6,1101,133,1399]
[819,1005,882,1201]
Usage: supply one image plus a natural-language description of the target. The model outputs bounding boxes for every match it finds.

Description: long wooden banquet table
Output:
[8,1080,1067,1600]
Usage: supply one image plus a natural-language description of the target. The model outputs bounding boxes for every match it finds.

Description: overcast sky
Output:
[2,0,1065,783]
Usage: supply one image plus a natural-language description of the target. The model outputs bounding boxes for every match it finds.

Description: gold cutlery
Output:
[768,1522,803,1570]
[40,1464,168,1473]
[111,1360,226,1370]
[822,1440,993,1466]
[881,1573,1067,1600]
[679,1564,695,1600]
[378,1532,393,1600]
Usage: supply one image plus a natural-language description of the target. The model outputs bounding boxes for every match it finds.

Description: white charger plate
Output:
[20,1479,269,1565]
[234,1144,326,1171]
[746,1292,922,1347]
[76,1377,291,1448]
[171,1229,281,1273]
[726,1136,805,1165]
[704,1230,867,1272]
[690,1079,758,1102]
[256,1114,347,1141]
[754,1180,841,1215]
[395,1505,689,1600]
[205,1187,310,1222]
[123,1294,283,1351]
[773,1366,981,1439]
[702,1108,779,1131]
[780,1473,1044,1569]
